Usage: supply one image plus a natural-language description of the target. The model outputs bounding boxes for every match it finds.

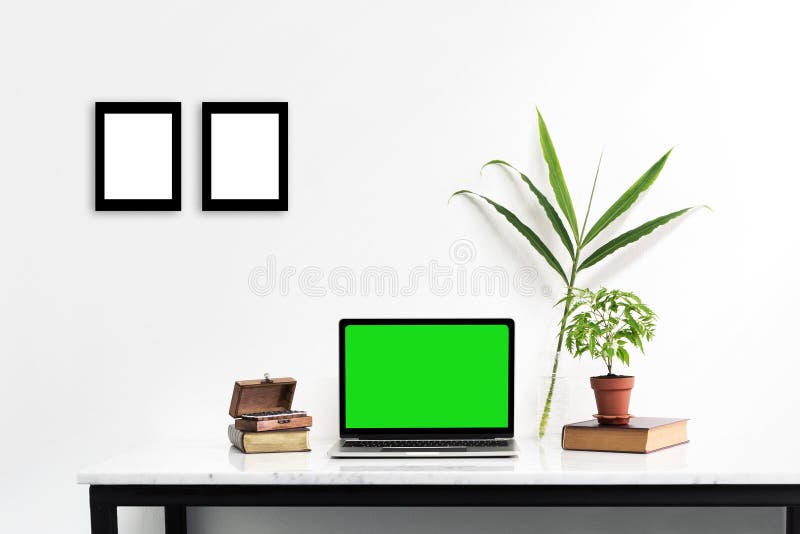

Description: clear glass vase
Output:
[535,352,582,444]
[536,374,572,444]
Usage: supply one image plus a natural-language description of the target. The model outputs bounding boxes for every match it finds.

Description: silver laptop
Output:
[328,319,518,458]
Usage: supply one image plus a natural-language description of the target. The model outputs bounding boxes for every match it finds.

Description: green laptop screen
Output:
[344,324,510,428]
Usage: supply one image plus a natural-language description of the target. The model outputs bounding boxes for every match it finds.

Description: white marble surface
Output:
[77,437,800,486]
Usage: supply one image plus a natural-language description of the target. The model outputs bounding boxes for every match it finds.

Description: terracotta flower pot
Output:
[590,375,634,424]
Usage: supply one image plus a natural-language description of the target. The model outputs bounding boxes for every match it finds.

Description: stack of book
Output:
[227,376,313,454]
[561,417,688,453]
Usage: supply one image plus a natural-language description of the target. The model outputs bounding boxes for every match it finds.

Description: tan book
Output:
[228,425,311,454]
[561,417,688,453]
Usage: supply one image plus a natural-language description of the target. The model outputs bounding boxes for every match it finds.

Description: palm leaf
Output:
[451,190,568,283]
[482,160,575,258]
[582,149,673,245]
[579,207,699,271]
[537,109,579,241]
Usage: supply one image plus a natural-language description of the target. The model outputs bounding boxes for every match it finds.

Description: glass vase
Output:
[535,352,582,444]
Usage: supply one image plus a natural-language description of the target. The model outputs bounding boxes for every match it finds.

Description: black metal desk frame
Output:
[89,484,800,534]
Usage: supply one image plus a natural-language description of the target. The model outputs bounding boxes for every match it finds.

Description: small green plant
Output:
[560,288,657,375]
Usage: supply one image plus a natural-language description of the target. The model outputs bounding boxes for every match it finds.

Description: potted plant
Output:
[451,108,707,437]
[560,287,657,424]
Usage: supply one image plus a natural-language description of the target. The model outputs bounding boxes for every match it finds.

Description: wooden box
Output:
[229,377,313,432]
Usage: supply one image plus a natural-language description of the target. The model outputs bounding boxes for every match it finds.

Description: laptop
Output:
[327,318,518,458]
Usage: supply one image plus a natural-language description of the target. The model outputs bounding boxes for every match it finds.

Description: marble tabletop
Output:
[77,437,800,486]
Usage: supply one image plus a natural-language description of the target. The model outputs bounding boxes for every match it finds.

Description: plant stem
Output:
[538,255,579,438]
[538,150,600,439]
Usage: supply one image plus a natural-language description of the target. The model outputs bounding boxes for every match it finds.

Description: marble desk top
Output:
[77,437,800,486]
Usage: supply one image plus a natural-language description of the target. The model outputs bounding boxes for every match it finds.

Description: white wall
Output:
[0,1,796,533]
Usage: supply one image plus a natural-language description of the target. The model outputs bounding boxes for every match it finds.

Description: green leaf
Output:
[578,207,699,271]
[617,346,630,366]
[622,331,643,352]
[624,309,641,336]
[537,109,579,241]
[582,149,673,245]
[482,160,575,258]
[451,190,568,283]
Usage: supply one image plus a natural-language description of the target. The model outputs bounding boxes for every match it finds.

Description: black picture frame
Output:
[338,318,515,439]
[95,102,181,211]
[202,102,288,211]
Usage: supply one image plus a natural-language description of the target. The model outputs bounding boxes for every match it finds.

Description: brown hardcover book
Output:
[561,417,688,453]
[228,425,311,454]
[235,415,313,432]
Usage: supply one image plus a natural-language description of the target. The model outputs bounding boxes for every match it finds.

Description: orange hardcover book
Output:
[235,415,313,432]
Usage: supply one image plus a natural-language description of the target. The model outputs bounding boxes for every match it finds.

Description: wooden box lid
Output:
[228,376,297,418]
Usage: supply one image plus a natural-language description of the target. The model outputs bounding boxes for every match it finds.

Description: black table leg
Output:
[89,499,117,534]
[165,505,188,534]
[788,507,800,534]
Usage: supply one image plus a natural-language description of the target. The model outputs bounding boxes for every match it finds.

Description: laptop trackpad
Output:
[381,447,468,452]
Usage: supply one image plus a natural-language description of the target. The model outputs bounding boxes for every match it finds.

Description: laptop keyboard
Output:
[343,440,508,448]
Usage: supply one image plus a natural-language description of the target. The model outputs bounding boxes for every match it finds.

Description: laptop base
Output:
[327,439,519,458]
